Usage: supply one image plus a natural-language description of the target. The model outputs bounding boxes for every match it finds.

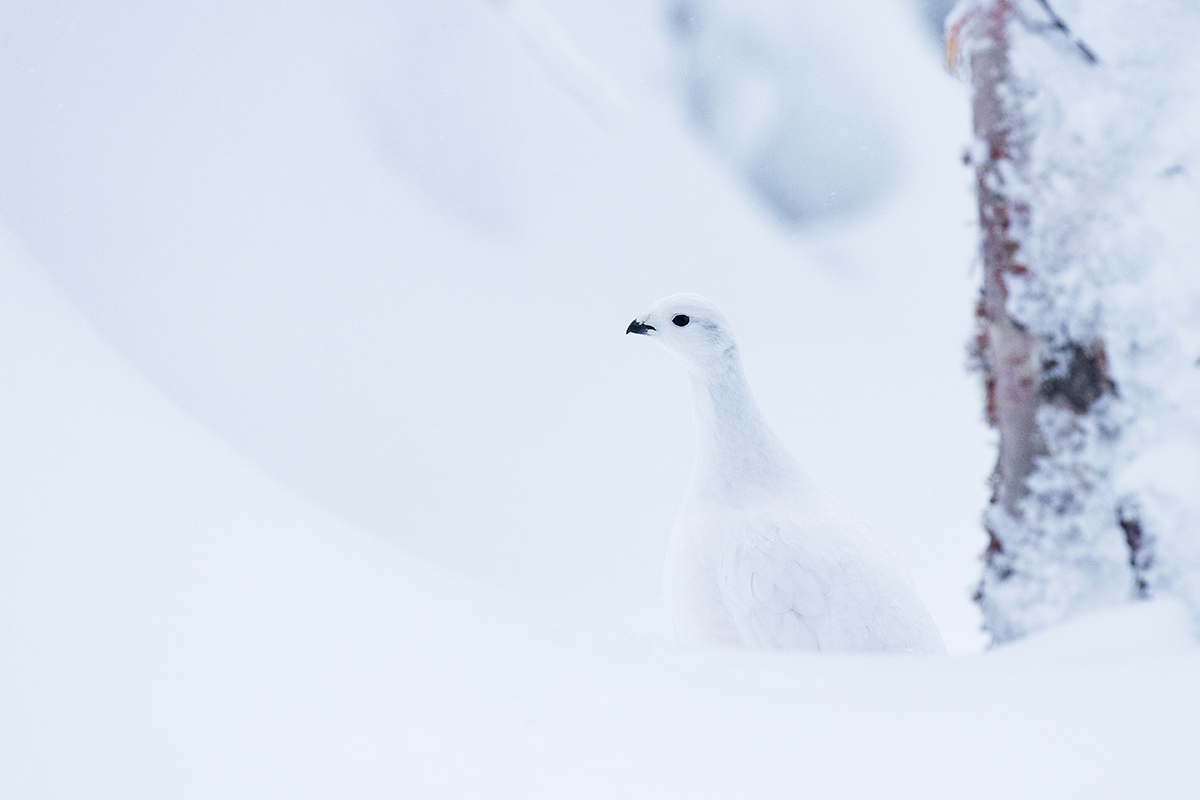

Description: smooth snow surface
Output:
[1,0,1198,795]
[631,294,945,652]
[0,251,1196,793]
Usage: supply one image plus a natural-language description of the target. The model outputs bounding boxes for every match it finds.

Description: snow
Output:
[1,0,1198,794]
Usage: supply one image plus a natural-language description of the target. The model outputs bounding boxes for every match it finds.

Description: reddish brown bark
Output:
[952,1,1045,525]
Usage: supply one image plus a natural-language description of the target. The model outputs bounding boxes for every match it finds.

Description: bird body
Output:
[629,294,945,654]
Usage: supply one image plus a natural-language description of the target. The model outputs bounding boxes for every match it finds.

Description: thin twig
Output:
[1034,0,1098,63]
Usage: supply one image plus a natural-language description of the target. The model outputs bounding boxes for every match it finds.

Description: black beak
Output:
[626,319,655,335]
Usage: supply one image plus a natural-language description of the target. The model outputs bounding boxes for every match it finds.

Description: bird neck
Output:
[686,350,798,503]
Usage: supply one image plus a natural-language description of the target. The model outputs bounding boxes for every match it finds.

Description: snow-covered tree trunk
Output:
[947,0,1200,643]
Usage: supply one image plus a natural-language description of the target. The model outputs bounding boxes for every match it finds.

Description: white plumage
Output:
[628,293,945,654]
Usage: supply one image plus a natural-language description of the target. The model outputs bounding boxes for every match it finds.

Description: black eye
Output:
[672,314,690,327]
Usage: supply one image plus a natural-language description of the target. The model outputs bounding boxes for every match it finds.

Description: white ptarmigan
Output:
[628,293,945,653]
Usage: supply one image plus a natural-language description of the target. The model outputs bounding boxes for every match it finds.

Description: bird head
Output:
[626,293,739,374]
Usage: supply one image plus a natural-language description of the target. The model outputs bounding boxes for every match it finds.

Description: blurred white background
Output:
[0,0,990,648]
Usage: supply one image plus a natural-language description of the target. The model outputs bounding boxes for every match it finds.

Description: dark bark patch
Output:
[981,524,1011,582]
[1117,502,1151,599]
[1039,340,1116,413]
[985,528,1004,557]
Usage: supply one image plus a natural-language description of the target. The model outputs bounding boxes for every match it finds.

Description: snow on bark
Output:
[947,0,1200,642]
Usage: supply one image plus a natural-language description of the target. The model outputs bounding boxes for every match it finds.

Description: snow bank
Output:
[0,229,559,796]
[4,231,1199,798]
